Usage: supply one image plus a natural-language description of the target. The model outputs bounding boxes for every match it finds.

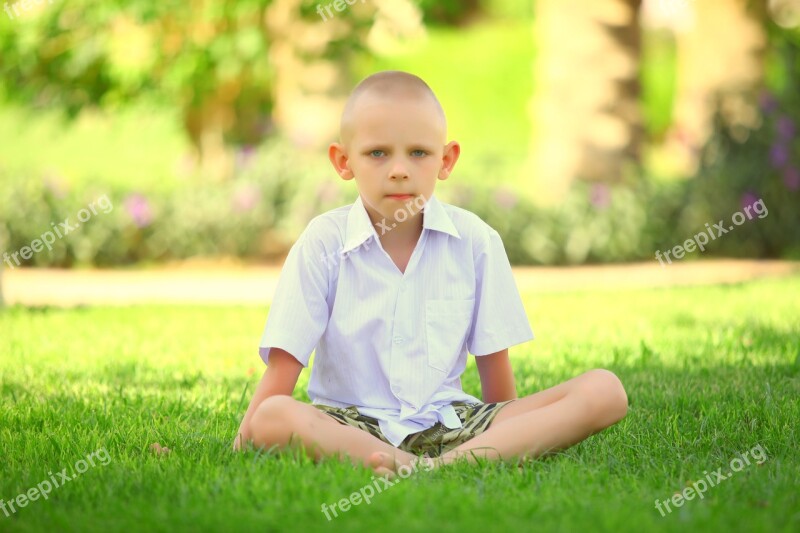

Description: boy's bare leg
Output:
[248,395,417,476]
[435,369,628,466]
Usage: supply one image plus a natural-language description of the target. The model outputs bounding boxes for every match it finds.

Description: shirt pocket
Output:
[425,299,475,373]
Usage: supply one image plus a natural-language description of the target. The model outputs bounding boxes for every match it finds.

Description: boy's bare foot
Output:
[366,451,438,479]
[149,442,171,456]
[366,451,415,479]
[366,452,397,478]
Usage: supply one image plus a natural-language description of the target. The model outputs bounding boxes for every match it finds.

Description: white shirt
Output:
[258,193,534,447]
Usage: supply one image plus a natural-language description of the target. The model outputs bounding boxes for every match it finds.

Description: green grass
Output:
[641,29,678,141]
[0,103,188,194]
[1,276,798,532]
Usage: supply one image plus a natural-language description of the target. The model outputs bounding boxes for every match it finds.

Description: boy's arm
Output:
[233,348,304,451]
[475,348,518,403]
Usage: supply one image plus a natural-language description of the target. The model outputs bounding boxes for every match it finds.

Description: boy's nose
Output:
[389,162,409,180]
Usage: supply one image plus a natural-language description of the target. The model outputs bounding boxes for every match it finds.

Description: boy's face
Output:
[329,94,460,225]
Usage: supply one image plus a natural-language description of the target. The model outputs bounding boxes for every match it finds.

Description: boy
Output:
[233,71,627,477]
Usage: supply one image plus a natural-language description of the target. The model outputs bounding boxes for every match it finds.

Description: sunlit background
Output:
[1,4,799,530]
[0,0,798,274]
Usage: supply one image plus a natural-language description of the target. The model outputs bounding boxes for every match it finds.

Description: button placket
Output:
[390,275,414,405]
[389,231,427,409]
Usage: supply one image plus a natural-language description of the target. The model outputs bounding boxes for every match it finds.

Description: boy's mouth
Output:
[386,194,414,201]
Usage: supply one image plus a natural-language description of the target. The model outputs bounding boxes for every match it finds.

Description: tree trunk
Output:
[265,0,425,150]
[668,0,767,174]
[529,0,644,203]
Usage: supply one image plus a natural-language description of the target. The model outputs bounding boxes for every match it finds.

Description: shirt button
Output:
[393,336,404,344]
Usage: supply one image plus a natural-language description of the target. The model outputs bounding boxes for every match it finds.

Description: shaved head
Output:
[339,70,447,144]
[327,70,461,218]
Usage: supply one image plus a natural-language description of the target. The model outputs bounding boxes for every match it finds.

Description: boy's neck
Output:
[368,210,424,250]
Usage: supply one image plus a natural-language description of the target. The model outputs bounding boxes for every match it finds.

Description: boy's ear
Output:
[329,142,354,180]
[438,141,461,180]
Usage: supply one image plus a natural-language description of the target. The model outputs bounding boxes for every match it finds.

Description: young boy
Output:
[233,71,628,477]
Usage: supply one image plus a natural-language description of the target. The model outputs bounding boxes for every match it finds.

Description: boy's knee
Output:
[581,369,628,425]
[249,395,300,445]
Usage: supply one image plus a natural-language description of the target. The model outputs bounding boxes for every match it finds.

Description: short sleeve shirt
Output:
[258,193,534,447]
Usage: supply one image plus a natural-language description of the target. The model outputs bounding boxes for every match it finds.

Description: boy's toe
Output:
[367,451,399,479]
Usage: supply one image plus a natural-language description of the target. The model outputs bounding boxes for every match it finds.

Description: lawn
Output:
[1,276,798,532]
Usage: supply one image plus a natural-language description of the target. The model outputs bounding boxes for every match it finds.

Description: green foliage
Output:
[0,139,328,267]
[1,11,796,267]
[0,0,374,147]
[674,24,800,259]
[414,0,483,26]
[449,180,687,265]
[412,0,532,26]
[0,0,275,145]
[0,158,790,267]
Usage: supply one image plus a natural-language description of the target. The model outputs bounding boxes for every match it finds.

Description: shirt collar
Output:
[341,193,461,254]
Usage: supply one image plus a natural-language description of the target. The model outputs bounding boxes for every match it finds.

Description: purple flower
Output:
[493,188,518,210]
[589,183,611,209]
[758,90,779,115]
[769,144,789,168]
[776,116,796,141]
[235,146,257,172]
[783,167,800,191]
[232,183,260,213]
[123,194,153,228]
[740,191,759,212]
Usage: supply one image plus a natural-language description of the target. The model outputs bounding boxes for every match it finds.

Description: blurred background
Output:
[0,0,798,278]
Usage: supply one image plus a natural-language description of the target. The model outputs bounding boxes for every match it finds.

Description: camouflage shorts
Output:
[313,400,514,458]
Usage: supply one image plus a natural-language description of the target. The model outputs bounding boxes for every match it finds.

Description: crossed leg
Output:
[248,369,627,475]
[436,368,628,466]
[247,395,419,476]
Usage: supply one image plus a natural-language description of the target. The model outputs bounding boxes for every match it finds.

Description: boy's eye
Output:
[369,150,385,157]
[411,150,426,157]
